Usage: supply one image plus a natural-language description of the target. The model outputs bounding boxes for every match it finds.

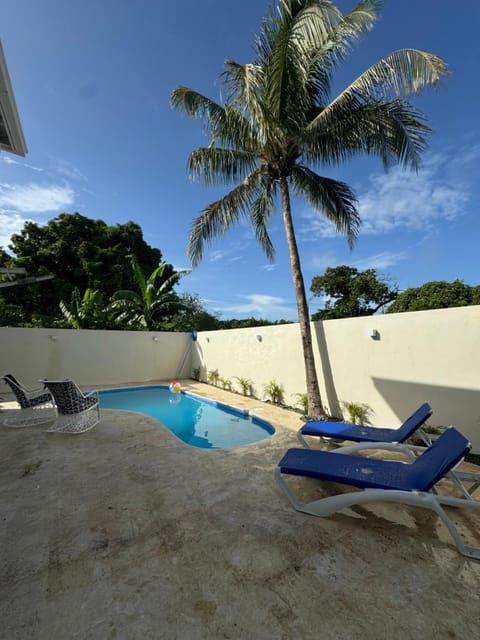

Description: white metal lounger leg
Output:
[274,468,480,559]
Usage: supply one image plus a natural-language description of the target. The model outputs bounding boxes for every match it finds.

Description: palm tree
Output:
[110,256,188,330]
[170,0,447,419]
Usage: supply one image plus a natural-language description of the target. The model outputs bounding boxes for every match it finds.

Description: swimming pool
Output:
[99,386,275,449]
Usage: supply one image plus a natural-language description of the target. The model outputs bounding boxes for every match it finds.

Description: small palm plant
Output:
[235,376,253,396]
[263,380,284,405]
[341,401,372,425]
[219,376,232,390]
[295,392,309,419]
[207,369,220,386]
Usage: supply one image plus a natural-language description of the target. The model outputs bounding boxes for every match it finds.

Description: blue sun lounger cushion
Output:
[298,402,432,447]
[281,426,469,492]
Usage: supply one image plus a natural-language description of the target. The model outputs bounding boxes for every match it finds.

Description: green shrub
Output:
[341,400,371,425]
[207,369,219,386]
[219,376,231,390]
[235,376,253,396]
[263,380,284,404]
[294,392,309,418]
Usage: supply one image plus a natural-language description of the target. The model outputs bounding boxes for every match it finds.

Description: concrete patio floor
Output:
[1,380,480,639]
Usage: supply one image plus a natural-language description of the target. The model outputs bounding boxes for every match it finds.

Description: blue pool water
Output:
[99,386,275,449]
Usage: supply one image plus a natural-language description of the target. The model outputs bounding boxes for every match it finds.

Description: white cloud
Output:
[353,250,408,271]
[357,162,468,235]
[260,263,276,272]
[0,182,76,249]
[1,156,43,172]
[0,211,32,250]
[172,264,191,273]
[0,183,75,213]
[307,249,408,278]
[213,293,297,320]
[1,156,18,166]
[54,159,87,182]
[299,144,475,239]
[208,249,228,262]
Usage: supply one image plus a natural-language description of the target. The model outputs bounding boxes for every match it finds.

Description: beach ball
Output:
[169,380,182,393]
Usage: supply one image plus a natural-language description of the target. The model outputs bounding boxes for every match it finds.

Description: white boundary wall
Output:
[1,306,479,451]
[192,306,480,452]
[0,327,192,388]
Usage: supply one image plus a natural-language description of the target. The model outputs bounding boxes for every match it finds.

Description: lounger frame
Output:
[275,439,480,559]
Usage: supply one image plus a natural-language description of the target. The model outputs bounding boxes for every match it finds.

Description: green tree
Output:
[311,265,398,319]
[0,247,11,267]
[109,256,188,330]
[3,213,165,321]
[171,0,447,419]
[387,279,478,313]
[169,293,222,331]
[219,317,292,329]
[0,298,27,327]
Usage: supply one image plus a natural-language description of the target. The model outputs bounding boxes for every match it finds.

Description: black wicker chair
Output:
[1,373,54,427]
[40,379,100,434]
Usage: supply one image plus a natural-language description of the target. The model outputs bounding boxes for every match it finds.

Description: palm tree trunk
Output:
[279,176,327,420]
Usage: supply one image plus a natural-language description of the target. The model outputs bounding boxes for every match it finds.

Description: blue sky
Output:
[1,1,479,321]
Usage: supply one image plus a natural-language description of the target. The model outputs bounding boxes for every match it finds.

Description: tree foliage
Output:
[171,0,446,418]
[2,213,167,320]
[169,293,222,331]
[311,265,398,319]
[219,317,293,329]
[386,279,480,313]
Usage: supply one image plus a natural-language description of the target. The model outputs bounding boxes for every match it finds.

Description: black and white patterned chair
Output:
[1,373,55,427]
[40,379,100,434]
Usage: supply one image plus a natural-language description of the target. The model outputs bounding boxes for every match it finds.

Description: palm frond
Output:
[331,0,381,56]
[254,1,312,126]
[312,48,447,131]
[291,165,360,247]
[171,86,257,150]
[188,147,258,185]
[256,1,344,126]
[187,169,264,267]
[222,60,263,112]
[221,61,275,147]
[304,99,431,170]
[249,181,277,260]
[170,87,228,141]
[304,0,382,105]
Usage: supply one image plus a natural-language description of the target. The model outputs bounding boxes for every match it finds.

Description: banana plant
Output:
[60,288,109,329]
[109,256,189,330]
